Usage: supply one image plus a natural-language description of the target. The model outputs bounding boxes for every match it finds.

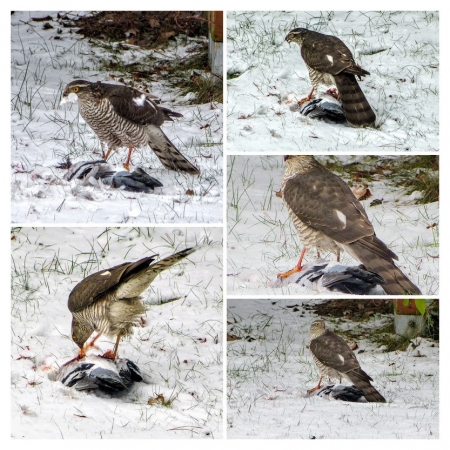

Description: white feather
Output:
[335,210,347,226]
[60,92,78,105]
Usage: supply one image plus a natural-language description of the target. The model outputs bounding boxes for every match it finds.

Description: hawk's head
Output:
[61,80,94,104]
[71,316,94,349]
[310,319,327,339]
[285,28,309,45]
[283,155,317,173]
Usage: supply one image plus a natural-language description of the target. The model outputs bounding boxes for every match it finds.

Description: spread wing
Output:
[68,256,156,312]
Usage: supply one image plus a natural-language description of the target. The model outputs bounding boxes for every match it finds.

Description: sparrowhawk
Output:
[68,247,195,359]
[61,80,200,174]
[285,28,376,127]
[309,319,386,403]
[279,155,421,295]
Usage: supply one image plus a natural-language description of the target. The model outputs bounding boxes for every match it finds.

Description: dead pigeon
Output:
[274,259,384,294]
[61,159,163,192]
[57,355,143,393]
[294,261,385,294]
[305,384,368,402]
[299,93,346,124]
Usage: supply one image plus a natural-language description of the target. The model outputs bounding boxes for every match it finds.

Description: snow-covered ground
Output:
[227,155,439,295]
[11,12,223,223]
[227,11,439,152]
[227,299,439,439]
[11,227,223,438]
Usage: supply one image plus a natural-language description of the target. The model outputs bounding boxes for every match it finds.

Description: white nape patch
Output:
[335,210,347,227]
[133,94,147,106]
[326,55,334,63]
[338,354,345,363]
[132,94,156,111]
[100,270,111,276]
[60,92,78,105]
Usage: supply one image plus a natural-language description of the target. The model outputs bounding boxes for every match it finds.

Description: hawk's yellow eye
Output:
[73,87,79,93]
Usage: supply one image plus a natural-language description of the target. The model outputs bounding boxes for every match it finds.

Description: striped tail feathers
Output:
[147,247,197,275]
[147,124,200,175]
[346,241,422,295]
[116,248,196,300]
[346,371,386,403]
[334,73,376,127]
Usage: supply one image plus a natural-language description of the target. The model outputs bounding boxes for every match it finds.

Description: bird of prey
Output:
[279,155,421,295]
[61,80,200,174]
[309,320,386,403]
[285,28,376,127]
[68,247,195,359]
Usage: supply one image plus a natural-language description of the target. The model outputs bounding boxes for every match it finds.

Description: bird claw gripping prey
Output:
[280,155,422,295]
[68,247,196,360]
[61,80,200,174]
[309,320,386,403]
[285,28,376,127]
[277,247,306,279]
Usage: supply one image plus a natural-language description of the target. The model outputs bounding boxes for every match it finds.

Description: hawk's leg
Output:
[307,375,323,394]
[298,87,315,106]
[277,247,307,279]
[103,147,113,161]
[102,333,123,360]
[123,146,134,172]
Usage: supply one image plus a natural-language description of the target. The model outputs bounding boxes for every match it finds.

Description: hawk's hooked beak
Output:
[285,35,292,43]
[60,90,78,105]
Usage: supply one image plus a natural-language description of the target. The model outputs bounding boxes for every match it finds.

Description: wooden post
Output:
[393,300,425,338]
[208,11,223,77]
